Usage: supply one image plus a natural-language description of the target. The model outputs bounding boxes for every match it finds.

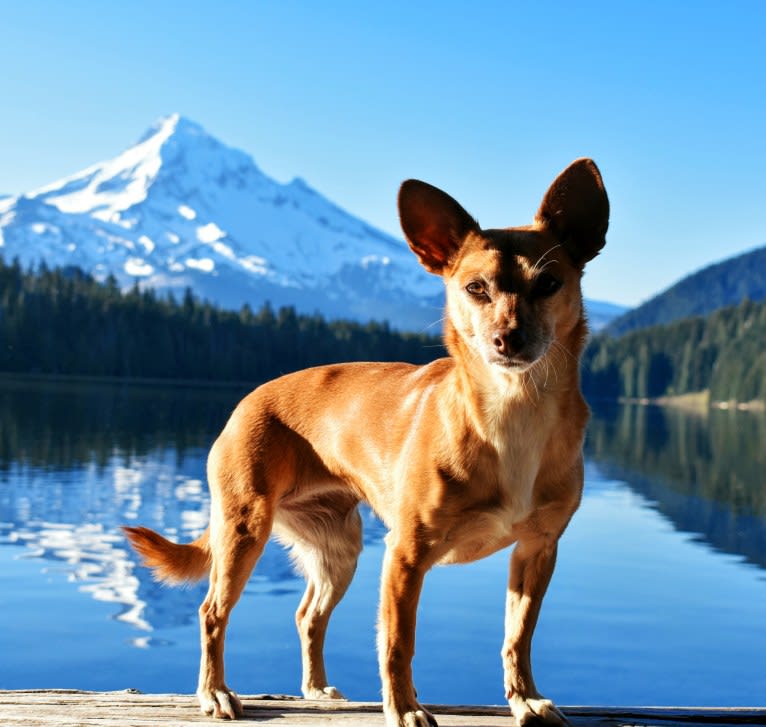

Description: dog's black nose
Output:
[492,328,527,356]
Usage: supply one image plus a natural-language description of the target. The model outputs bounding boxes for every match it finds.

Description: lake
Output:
[0,376,764,706]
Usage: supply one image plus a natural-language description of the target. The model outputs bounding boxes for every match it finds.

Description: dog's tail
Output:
[123,525,211,585]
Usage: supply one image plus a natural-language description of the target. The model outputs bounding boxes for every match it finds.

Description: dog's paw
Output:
[197,686,243,720]
[303,685,346,700]
[387,706,439,727]
[509,696,568,726]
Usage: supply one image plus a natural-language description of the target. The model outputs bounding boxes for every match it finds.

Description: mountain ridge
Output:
[0,114,622,331]
[606,244,766,336]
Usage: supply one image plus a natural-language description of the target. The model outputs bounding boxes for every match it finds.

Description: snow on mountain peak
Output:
[0,114,446,330]
[0,115,624,331]
[138,112,199,142]
[27,113,261,220]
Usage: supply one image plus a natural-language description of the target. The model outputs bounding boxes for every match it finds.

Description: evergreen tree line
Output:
[4,257,764,401]
[583,296,766,402]
[0,258,444,382]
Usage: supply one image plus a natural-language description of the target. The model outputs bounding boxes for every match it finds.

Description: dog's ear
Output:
[536,158,609,267]
[398,180,479,274]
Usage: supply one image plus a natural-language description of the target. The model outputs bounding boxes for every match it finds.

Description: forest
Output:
[0,257,442,382]
[582,296,766,403]
[2,258,764,403]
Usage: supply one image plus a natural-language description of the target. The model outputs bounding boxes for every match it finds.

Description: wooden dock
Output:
[1,690,764,727]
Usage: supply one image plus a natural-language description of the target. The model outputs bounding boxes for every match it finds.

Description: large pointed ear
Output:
[398,179,479,274]
[535,158,609,267]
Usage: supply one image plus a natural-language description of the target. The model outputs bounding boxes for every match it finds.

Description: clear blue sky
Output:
[1,1,764,306]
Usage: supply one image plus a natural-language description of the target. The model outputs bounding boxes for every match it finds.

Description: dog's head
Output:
[398,159,609,373]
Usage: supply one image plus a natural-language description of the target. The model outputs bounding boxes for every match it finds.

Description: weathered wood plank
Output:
[0,691,764,727]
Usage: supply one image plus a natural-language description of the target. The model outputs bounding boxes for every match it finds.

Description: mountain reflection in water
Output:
[0,377,390,637]
[586,401,766,569]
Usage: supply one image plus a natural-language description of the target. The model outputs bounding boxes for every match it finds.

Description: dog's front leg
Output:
[502,537,568,726]
[377,541,438,727]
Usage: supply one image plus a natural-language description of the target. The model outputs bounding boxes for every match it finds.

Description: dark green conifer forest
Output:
[0,258,443,382]
[583,297,766,402]
[2,258,764,402]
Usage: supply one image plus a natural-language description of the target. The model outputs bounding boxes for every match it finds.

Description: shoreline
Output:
[0,370,258,392]
[615,390,765,413]
[2,372,765,412]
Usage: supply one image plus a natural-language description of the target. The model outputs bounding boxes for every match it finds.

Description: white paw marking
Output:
[393,707,438,727]
[197,686,243,720]
[303,685,346,700]
[510,696,568,726]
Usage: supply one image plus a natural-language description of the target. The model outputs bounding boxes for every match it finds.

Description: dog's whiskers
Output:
[423,315,447,333]
[550,340,575,367]
[522,364,541,404]
[530,244,562,275]
[534,258,560,275]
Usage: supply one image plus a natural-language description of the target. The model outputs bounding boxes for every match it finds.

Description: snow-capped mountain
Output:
[0,114,445,330]
[0,114,623,331]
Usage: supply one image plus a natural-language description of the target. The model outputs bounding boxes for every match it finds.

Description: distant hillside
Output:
[586,299,628,331]
[607,245,766,336]
[583,296,766,404]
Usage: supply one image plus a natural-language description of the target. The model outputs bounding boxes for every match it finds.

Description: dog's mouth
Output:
[492,356,534,371]
[484,340,549,372]
[487,351,538,372]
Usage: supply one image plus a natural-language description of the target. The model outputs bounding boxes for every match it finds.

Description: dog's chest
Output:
[437,404,551,565]
[495,433,544,508]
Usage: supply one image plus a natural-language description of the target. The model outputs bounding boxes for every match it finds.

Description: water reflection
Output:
[0,377,389,637]
[2,377,765,645]
[0,376,247,470]
[2,446,213,633]
[586,402,766,569]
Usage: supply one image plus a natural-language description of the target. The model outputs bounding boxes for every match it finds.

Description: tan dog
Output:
[124,158,608,727]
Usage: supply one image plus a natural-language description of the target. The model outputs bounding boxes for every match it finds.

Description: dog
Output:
[124,158,608,727]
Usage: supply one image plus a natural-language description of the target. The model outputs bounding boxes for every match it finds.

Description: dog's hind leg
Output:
[274,492,363,700]
[195,426,281,720]
[196,496,273,719]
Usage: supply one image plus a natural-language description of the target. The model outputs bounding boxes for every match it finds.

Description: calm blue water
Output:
[0,378,764,706]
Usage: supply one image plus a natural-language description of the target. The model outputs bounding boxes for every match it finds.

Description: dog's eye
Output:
[465,281,487,299]
[533,273,562,298]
